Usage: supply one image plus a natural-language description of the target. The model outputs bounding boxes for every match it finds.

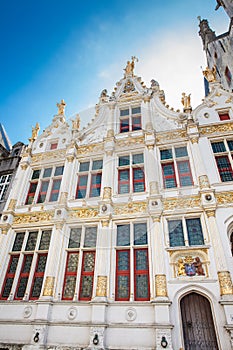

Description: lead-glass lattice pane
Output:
[160,149,173,160]
[132,106,141,114]
[12,233,25,251]
[80,275,93,299]
[117,275,129,299]
[39,230,51,250]
[68,228,81,248]
[134,223,147,245]
[119,156,130,166]
[135,274,149,299]
[8,256,19,273]
[25,232,38,251]
[135,250,148,270]
[117,251,130,271]
[67,253,79,272]
[79,162,90,172]
[168,220,185,247]
[36,255,47,272]
[120,109,129,116]
[83,252,95,272]
[2,278,14,298]
[211,142,226,153]
[216,156,233,181]
[186,218,204,245]
[84,227,97,247]
[54,166,64,176]
[31,277,43,298]
[63,276,76,299]
[227,140,233,151]
[43,168,52,178]
[16,277,28,298]
[117,225,130,246]
[32,170,40,179]
[133,153,144,164]
[23,255,33,272]
[175,146,188,158]
[92,160,103,170]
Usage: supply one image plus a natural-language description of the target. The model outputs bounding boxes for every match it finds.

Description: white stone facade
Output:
[0,62,233,350]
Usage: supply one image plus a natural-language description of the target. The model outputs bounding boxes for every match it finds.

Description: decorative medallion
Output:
[67,307,77,320]
[23,306,33,318]
[125,307,137,322]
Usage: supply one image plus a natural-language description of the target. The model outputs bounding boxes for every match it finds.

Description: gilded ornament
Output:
[14,211,54,225]
[59,192,68,204]
[101,220,110,227]
[200,123,233,136]
[116,136,144,148]
[20,162,29,170]
[190,137,199,144]
[7,199,17,211]
[66,154,74,162]
[206,210,216,218]
[31,149,66,163]
[30,123,40,142]
[156,130,187,143]
[96,276,107,297]
[198,175,210,189]
[43,276,55,297]
[181,92,191,110]
[124,56,138,77]
[69,208,98,219]
[71,114,80,130]
[114,202,147,215]
[218,271,233,295]
[216,191,233,205]
[202,66,217,82]
[163,196,200,211]
[57,99,66,115]
[78,143,104,155]
[155,274,167,297]
[103,187,112,200]
[1,224,11,235]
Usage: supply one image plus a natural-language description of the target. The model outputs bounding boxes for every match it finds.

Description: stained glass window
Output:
[216,156,233,182]
[118,153,145,194]
[116,250,130,300]
[76,160,103,199]
[62,252,79,300]
[15,255,33,299]
[134,249,149,300]
[211,140,233,182]
[1,255,19,299]
[30,254,47,299]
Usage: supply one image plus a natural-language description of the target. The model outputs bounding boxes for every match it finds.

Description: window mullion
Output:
[183,218,189,246]
[130,222,134,301]
[25,253,38,299]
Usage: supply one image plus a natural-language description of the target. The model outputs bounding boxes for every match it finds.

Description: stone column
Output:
[59,146,77,203]
[206,210,233,296]
[189,137,210,189]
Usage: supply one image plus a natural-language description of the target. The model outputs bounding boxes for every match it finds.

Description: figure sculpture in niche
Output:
[193,257,205,275]
[177,258,186,276]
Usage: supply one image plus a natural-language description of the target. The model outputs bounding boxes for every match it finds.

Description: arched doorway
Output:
[180,292,219,349]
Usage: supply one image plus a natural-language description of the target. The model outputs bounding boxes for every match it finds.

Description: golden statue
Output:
[177,258,186,276]
[72,114,80,130]
[202,65,217,82]
[31,122,40,141]
[57,99,66,115]
[124,56,138,76]
[181,92,191,109]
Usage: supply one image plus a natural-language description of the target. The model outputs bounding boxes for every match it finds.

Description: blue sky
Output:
[0,0,229,145]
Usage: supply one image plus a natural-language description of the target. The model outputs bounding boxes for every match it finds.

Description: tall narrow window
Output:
[0,230,51,300]
[0,174,12,201]
[211,140,233,182]
[115,222,149,301]
[168,218,204,247]
[25,166,64,205]
[225,66,232,86]
[62,226,97,301]
[120,106,141,133]
[118,153,145,194]
[160,146,193,188]
[76,160,103,199]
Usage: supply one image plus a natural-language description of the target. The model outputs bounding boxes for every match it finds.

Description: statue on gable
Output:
[57,99,66,115]
[99,89,109,102]
[181,92,191,110]
[72,114,80,130]
[124,56,138,77]
[202,65,217,82]
[31,122,40,141]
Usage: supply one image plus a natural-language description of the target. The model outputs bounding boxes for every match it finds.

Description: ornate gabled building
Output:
[0,56,233,350]
[0,123,25,215]
[199,0,233,92]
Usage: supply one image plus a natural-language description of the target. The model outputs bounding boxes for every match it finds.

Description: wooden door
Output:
[180,292,219,350]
